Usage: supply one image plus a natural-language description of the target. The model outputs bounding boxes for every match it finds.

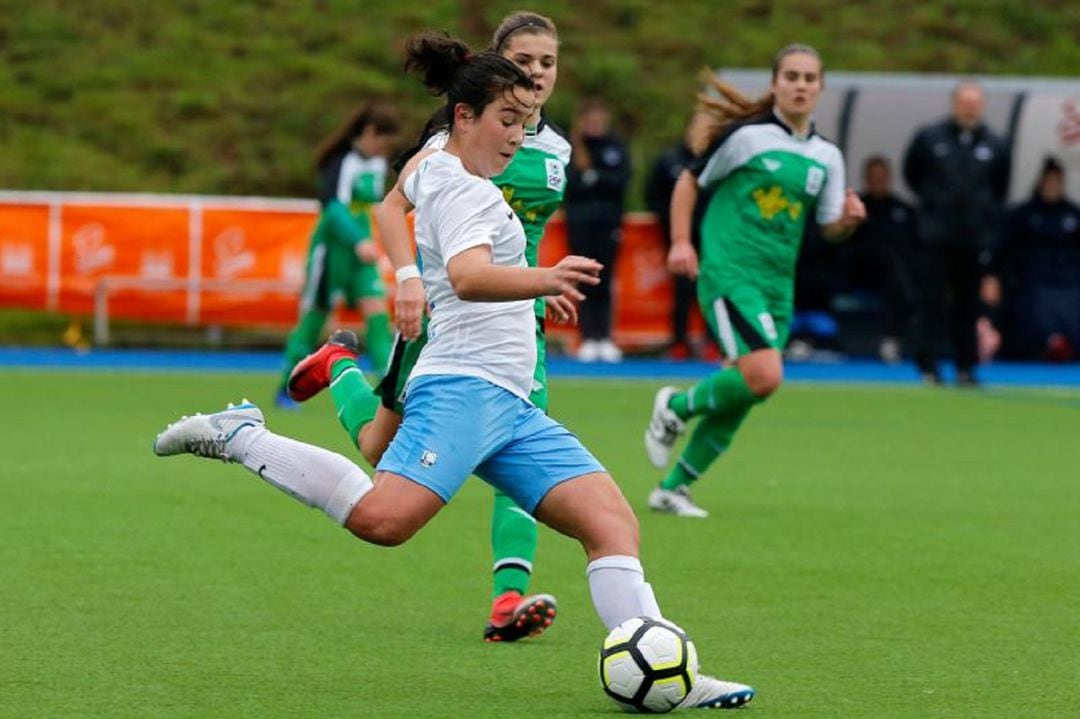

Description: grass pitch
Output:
[2,370,1077,717]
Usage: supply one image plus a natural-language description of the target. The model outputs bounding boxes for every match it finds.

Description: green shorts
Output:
[377,315,549,415]
[699,285,790,359]
[304,245,385,312]
[343,260,385,305]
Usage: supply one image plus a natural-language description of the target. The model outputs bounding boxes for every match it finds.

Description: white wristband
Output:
[395,264,421,284]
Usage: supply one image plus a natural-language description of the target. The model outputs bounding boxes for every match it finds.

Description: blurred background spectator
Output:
[645,112,719,361]
[566,98,631,363]
[788,222,845,361]
[903,81,1011,386]
[843,156,918,364]
[984,157,1080,362]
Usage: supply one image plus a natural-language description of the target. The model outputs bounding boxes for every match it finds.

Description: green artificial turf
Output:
[2,371,1077,717]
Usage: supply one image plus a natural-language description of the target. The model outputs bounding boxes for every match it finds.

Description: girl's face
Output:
[771,52,823,120]
[354,124,395,158]
[455,85,536,177]
[1040,171,1064,203]
[501,31,558,114]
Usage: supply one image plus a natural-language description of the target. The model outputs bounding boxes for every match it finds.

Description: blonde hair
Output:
[689,43,823,155]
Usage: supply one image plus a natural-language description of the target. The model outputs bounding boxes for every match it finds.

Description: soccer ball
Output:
[598,616,698,713]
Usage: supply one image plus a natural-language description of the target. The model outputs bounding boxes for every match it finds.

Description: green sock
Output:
[490,489,537,599]
[669,365,758,420]
[278,308,328,391]
[364,312,392,378]
[329,357,379,448]
[662,398,755,490]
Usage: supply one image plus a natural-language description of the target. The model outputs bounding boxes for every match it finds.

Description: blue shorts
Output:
[376,375,605,513]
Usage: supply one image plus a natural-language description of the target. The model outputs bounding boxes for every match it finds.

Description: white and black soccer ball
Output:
[598,616,698,713]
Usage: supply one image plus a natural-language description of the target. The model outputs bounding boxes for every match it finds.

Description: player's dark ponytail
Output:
[404,32,470,97]
[403,31,533,130]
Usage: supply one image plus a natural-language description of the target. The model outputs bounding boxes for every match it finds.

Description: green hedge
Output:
[2,0,1078,206]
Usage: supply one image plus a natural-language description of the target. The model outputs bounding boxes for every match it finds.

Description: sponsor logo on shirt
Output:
[763,158,782,172]
[752,185,803,221]
[545,158,565,192]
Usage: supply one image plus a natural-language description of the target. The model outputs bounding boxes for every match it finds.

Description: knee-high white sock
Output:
[230,427,372,525]
[586,554,663,630]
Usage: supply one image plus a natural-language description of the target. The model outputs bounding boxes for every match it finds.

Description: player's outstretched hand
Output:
[545,293,578,325]
[355,242,379,263]
[544,255,602,301]
[668,242,699,280]
[842,188,867,225]
[395,277,426,340]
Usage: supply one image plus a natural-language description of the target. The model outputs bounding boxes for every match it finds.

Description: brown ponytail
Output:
[689,43,823,155]
[689,70,774,155]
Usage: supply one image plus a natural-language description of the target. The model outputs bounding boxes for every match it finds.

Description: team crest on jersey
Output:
[805,167,825,196]
[545,158,565,192]
[420,449,438,468]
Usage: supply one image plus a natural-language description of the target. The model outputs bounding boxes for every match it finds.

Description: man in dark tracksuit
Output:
[903,82,1011,385]
[566,98,631,362]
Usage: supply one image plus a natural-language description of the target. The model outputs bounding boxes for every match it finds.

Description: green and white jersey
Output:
[319,149,389,239]
[425,118,571,317]
[690,110,846,305]
[494,119,571,266]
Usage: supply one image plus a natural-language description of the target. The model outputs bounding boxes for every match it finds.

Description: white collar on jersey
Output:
[771,107,816,141]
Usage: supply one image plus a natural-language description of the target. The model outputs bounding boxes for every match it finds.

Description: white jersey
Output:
[402,151,537,399]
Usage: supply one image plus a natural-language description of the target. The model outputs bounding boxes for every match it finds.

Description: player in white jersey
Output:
[153,31,753,709]
[285,13,576,643]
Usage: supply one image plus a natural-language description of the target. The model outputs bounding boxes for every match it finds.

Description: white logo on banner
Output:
[73,224,115,274]
[280,251,305,284]
[213,228,255,279]
[1,243,33,277]
[140,250,174,279]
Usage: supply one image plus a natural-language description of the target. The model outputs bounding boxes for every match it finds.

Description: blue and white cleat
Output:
[153,401,264,461]
[680,674,755,709]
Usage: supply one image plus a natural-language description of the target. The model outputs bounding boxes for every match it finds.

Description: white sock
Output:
[586,554,663,630]
[231,427,372,525]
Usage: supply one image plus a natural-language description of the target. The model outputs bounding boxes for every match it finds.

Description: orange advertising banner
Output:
[0,192,692,348]
[57,204,191,319]
[198,208,317,326]
[0,203,51,310]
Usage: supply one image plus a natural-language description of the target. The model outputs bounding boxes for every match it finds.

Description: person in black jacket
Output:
[846,156,918,363]
[903,81,1011,385]
[566,98,631,362]
[644,112,719,360]
[985,157,1080,361]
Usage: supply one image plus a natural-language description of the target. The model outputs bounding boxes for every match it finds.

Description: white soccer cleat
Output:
[679,673,755,709]
[153,401,264,461]
[648,486,709,518]
[644,386,685,468]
